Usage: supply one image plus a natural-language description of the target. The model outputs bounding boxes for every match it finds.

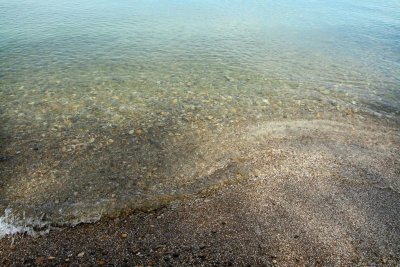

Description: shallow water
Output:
[0,0,399,236]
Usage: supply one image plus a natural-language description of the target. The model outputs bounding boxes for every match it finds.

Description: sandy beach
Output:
[1,117,399,266]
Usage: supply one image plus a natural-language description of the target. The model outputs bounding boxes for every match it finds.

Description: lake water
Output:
[0,0,399,237]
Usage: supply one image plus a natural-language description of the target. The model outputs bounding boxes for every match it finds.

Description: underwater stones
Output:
[223,75,234,82]
[0,155,12,162]
[262,99,270,105]
[345,109,354,116]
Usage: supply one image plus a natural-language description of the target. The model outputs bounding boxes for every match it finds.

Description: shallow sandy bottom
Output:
[0,118,399,266]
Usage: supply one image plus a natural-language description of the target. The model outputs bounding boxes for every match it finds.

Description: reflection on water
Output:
[0,0,399,235]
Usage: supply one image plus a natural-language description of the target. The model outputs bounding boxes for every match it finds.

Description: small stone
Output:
[77,252,85,257]
[89,137,95,143]
[47,256,56,260]
[0,156,11,162]
[35,256,45,265]
[132,246,140,254]
[207,116,213,120]
[272,259,277,264]
[224,75,234,82]
[97,259,106,266]
[262,98,270,105]
[128,130,134,135]
[121,233,128,238]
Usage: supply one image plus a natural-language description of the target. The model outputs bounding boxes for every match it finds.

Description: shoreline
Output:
[1,117,399,266]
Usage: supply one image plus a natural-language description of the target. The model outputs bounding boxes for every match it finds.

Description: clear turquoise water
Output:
[0,0,399,233]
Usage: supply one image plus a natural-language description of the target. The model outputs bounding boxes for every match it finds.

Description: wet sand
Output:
[0,117,399,266]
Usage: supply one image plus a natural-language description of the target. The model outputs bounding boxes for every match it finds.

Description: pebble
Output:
[121,233,128,238]
[0,156,11,162]
[262,99,270,105]
[97,259,107,265]
[35,256,45,265]
[77,252,85,257]
[224,75,234,82]
[135,129,143,135]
